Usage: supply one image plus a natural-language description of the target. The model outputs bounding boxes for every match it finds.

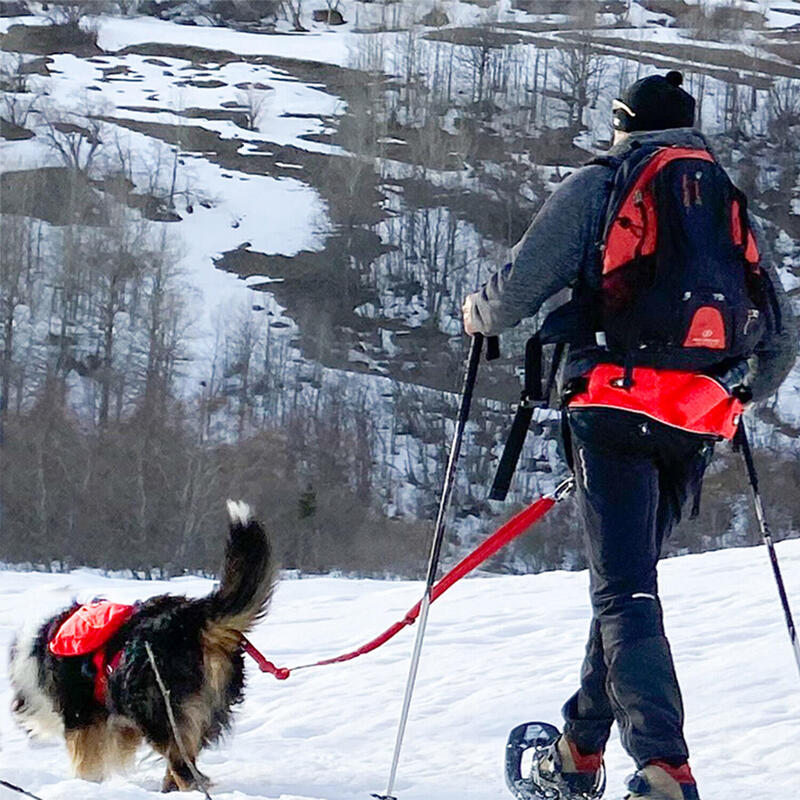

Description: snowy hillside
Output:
[2,539,800,799]
[1,1,799,573]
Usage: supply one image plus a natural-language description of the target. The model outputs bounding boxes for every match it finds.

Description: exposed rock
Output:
[209,0,278,22]
[313,8,345,25]
[420,8,449,27]
[0,0,31,17]
[137,0,183,18]
[0,167,106,225]
[0,115,34,140]
[0,22,103,56]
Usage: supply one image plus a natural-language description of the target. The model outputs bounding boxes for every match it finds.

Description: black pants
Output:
[561,408,713,769]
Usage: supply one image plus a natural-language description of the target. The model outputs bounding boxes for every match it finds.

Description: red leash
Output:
[242,479,573,681]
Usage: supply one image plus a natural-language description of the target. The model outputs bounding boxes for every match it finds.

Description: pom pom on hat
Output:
[613,71,695,133]
[665,70,684,87]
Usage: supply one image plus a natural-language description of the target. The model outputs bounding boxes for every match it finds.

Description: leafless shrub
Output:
[0,54,44,129]
[236,86,270,131]
[36,100,107,174]
[281,0,306,31]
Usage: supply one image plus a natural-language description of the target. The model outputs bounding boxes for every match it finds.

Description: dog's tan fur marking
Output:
[66,716,142,781]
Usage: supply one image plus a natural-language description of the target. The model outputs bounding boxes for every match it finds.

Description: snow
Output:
[2,539,800,799]
[94,16,355,68]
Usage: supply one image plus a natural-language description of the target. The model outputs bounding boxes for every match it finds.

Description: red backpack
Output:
[591,141,768,382]
[489,142,775,501]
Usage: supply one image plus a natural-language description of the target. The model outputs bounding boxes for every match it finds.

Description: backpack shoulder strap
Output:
[584,154,622,169]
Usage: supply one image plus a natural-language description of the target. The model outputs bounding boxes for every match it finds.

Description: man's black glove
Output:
[731,384,753,404]
[714,359,753,403]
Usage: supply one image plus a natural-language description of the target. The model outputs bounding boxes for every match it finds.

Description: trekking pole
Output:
[373,333,487,800]
[736,421,800,678]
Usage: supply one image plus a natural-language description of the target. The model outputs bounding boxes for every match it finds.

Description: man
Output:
[463,72,797,800]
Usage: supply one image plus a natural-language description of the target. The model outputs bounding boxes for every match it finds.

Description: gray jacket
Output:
[468,128,797,402]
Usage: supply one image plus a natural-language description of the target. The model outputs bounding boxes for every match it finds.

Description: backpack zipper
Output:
[744,309,760,335]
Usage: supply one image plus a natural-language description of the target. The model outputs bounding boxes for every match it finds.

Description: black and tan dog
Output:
[8,501,275,792]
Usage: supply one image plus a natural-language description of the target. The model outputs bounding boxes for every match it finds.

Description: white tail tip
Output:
[226,500,252,526]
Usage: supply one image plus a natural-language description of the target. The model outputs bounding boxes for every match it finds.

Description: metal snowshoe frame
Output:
[506,722,605,800]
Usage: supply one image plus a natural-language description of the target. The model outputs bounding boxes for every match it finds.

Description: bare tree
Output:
[0,55,45,130]
[37,100,106,174]
[0,215,42,429]
[236,86,270,131]
[281,0,306,31]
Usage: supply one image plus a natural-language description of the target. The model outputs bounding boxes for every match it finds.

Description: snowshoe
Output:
[505,722,605,800]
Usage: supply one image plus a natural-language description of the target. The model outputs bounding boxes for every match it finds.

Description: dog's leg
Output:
[66,721,112,782]
[159,746,209,793]
[107,716,143,773]
[161,769,179,793]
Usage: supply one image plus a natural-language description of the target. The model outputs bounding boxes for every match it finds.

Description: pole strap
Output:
[490,334,558,501]
[242,479,574,681]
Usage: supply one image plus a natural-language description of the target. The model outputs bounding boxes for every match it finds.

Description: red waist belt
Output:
[567,364,744,440]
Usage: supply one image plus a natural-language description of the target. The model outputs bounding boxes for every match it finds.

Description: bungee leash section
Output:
[241,480,574,681]
[241,333,574,800]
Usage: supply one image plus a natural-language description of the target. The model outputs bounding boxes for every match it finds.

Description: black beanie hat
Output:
[613,71,695,133]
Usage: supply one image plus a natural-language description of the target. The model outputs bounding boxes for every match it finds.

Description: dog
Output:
[8,500,276,792]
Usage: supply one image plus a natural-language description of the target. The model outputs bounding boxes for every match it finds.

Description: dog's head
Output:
[8,622,64,739]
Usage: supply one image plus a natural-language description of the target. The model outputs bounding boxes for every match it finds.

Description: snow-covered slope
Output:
[2,539,799,799]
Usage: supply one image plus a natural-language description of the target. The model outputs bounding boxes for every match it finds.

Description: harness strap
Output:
[91,647,126,705]
[490,336,565,502]
[243,481,574,681]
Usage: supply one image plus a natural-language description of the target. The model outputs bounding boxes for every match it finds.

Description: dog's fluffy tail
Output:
[206,501,276,635]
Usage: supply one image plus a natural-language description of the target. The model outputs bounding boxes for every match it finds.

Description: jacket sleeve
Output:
[747,242,798,403]
[467,165,611,336]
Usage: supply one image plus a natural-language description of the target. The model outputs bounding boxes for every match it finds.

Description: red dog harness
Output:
[49,601,135,704]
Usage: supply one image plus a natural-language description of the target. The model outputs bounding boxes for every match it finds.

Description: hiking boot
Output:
[532,734,605,799]
[624,761,700,800]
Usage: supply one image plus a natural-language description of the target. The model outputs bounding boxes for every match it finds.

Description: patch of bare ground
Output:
[579,35,800,82]
[636,0,766,30]
[116,41,241,65]
[0,164,181,223]
[214,239,499,396]
[0,22,102,57]
[100,115,387,224]
[100,63,135,78]
[512,0,627,13]
[175,78,227,88]
[763,41,800,66]
[0,167,105,224]
[116,43,388,108]
[92,173,181,221]
[117,104,252,129]
[0,115,33,139]
[17,55,52,76]
[102,105,568,244]
[423,26,534,47]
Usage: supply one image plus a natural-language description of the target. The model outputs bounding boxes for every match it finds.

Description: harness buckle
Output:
[551,477,576,502]
[519,394,548,411]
